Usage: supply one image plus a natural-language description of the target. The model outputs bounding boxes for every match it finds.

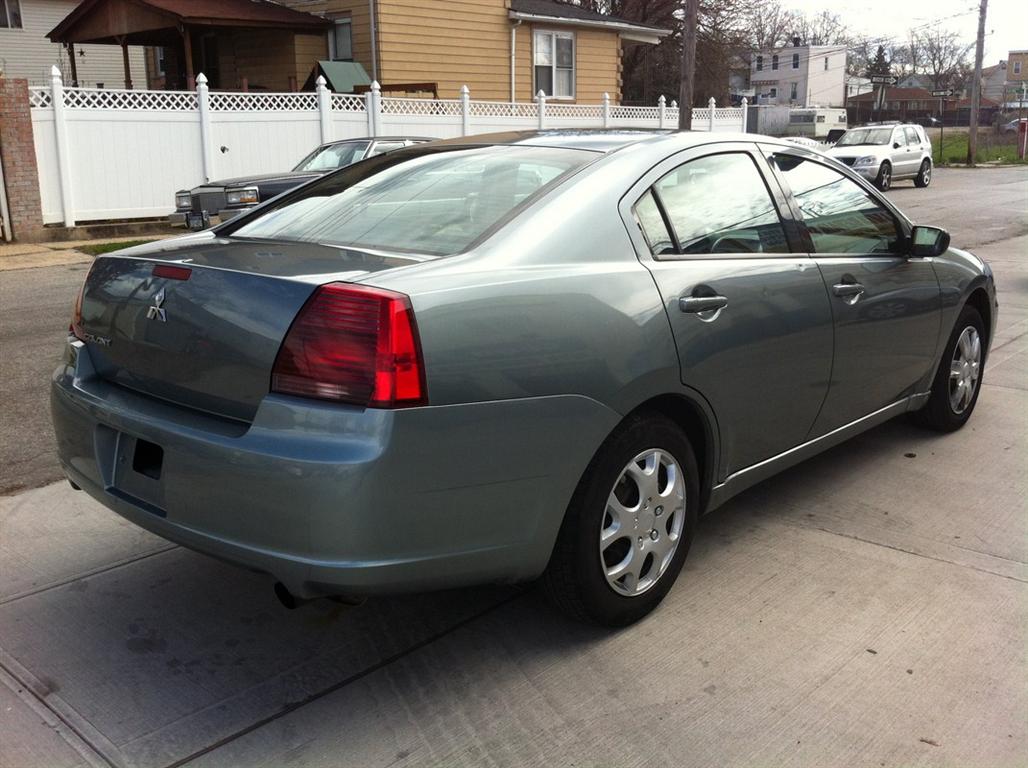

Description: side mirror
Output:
[910,225,950,257]
[893,142,902,149]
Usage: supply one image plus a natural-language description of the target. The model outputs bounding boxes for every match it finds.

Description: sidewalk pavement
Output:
[0,236,173,272]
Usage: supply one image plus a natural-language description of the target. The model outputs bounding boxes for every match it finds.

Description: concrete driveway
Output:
[1,167,1026,768]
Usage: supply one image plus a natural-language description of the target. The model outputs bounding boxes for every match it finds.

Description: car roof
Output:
[412,129,808,155]
[322,136,435,147]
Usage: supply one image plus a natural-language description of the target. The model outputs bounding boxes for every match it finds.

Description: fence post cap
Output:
[460,84,470,95]
[370,80,381,92]
[708,96,716,107]
[671,100,678,108]
[536,90,546,99]
[315,75,327,88]
[50,64,63,80]
[602,92,610,100]
[658,94,666,105]
[196,72,208,85]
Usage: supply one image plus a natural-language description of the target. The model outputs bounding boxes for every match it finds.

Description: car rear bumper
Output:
[51,340,619,598]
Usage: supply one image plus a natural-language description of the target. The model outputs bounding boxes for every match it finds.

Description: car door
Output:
[893,126,919,177]
[621,145,834,477]
[765,150,941,435]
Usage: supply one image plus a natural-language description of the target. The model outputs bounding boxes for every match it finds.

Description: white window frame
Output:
[328,18,353,61]
[824,56,829,71]
[1,0,23,29]
[769,87,778,98]
[792,53,799,69]
[533,29,575,100]
[772,54,779,71]
[1014,61,1022,75]
[790,82,798,101]
[756,55,763,72]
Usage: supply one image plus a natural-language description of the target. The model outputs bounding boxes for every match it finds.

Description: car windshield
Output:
[293,141,371,172]
[231,145,592,255]
[835,127,895,147]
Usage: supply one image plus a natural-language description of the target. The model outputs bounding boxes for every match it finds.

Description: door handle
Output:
[679,295,729,314]
[832,282,865,299]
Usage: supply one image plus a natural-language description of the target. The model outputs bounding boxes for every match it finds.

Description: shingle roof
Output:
[508,0,669,34]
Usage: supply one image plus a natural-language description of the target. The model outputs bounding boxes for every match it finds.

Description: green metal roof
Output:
[304,60,372,93]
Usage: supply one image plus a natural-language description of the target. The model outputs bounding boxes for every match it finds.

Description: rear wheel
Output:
[875,161,892,191]
[914,159,932,188]
[541,413,699,626]
[914,305,985,431]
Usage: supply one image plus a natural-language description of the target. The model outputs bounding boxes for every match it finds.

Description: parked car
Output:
[782,136,825,150]
[171,137,432,228]
[55,130,996,626]
[915,116,942,128]
[1001,118,1026,134]
[826,123,933,190]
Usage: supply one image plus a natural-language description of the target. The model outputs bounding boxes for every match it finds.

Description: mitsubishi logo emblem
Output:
[147,288,167,322]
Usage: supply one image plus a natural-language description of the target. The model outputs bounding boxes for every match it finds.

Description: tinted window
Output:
[770,155,902,254]
[634,190,674,255]
[367,141,406,158]
[232,145,591,256]
[646,153,789,255]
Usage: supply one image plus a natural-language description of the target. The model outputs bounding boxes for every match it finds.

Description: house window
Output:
[769,87,778,98]
[772,55,779,70]
[0,0,23,28]
[756,55,763,72]
[329,19,353,61]
[534,30,574,99]
[155,47,166,75]
[790,82,798,100]
[1015,61,1022,75]
[824,57,829,71]
[792,53,799,69]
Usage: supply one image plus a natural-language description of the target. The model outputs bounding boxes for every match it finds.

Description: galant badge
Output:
[147,288,167,322]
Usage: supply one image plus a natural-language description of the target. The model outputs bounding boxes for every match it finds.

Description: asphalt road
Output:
[0,167,1026,768]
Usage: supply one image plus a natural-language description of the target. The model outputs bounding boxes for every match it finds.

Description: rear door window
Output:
[635,152,789,256]
[769,154,902,254]
[904,127,920,145]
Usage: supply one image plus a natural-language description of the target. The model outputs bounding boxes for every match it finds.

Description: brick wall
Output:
[0,78,45,241]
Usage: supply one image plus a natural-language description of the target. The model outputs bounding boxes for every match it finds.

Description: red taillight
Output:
[70,280,86,341]
[153,264,191,281]
[271,283,427,408]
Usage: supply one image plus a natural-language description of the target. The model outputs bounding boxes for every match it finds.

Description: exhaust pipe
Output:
[274,582,365,610]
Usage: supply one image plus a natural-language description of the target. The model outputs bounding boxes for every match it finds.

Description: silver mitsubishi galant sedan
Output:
[52,131,996,626]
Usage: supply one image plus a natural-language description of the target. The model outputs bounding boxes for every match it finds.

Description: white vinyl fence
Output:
[29,67,748,226]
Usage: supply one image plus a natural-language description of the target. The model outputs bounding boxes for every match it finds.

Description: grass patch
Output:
[77,239,160,256]
[934,131,1026,164]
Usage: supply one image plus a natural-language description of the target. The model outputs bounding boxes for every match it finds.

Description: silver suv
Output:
[826,123,933,190]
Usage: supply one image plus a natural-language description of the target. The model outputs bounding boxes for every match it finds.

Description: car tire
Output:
[540,412,699,626]
[913,305,986,432]
[875,161,892,191]
[914,159,932,188]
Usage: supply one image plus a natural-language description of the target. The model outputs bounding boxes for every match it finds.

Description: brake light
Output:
[153,264,191,281]
[271,283,427,408]
[70,280,86,341]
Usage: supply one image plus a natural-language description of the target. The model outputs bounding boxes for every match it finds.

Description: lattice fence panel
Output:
[29,88,53,108]
[209,92,317,111]
[546,104,603,119]
[381,98,463,116]
[62,88,198,110]
[469,101,539,118]
[610,106,660,120]
[331,94,366,112]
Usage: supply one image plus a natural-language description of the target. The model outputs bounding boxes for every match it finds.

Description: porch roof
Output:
[49,0,331,46]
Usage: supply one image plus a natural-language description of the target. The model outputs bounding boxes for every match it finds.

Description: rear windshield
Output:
[231,145,592,256]
[293,141,370,172]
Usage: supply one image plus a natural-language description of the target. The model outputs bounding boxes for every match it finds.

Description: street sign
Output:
[869,75,898,85]
[931,89,958,97]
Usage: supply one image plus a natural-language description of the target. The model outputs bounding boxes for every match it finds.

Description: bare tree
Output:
[920,28,973,90]
[745,0,794,51]
[793,10,848,46]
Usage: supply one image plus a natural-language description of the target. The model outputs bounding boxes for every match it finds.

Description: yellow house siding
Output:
[295,33,330,83]
[376,0,514,100]
[516,24,621,103]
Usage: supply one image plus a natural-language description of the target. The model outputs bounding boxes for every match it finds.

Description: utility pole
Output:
[678,0,698,130]
[966,0,988,166]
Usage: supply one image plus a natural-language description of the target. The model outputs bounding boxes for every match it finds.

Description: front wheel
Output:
[914,159,932,187]
[914,305,985,431]
[875,161,892,191]
[540,413,699,626]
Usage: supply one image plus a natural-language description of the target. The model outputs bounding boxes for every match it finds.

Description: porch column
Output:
[67,43,79,87]
[180,25,195,88]
[117,36,133,89]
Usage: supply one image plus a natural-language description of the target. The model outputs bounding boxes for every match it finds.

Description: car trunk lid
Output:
[76,237,429,422]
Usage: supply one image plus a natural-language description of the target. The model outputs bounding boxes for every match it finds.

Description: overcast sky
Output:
[782,0,1026,66]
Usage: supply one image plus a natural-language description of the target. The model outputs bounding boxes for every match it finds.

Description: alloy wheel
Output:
[949,326,981,414]
[599,449,686,597]
[880,164,891,190]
